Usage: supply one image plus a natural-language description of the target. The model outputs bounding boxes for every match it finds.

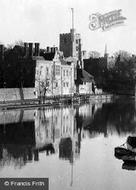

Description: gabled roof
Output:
[76,69,94,84]
[81,70,94,82]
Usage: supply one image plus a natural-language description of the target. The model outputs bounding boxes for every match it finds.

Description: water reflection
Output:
[0,99,136,171]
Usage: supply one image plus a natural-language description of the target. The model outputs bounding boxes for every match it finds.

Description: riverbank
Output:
[0,94,113,110]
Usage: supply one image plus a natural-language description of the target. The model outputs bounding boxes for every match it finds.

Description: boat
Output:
[114,136,136,162]
[122,161,136,170]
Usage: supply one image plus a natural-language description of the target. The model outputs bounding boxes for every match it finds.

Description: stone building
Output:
[34,46,76,98]
[75,69,94,94]
[59,29,82,65]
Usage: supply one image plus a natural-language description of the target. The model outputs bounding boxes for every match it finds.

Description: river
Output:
[0,97,136,190]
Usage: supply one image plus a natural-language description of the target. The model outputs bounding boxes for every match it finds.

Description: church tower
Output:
[59,8,82,63]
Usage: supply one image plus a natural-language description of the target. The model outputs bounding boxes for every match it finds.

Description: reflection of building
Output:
[34,108,62,152]
[2,99,130,170]
[34,107,81,162]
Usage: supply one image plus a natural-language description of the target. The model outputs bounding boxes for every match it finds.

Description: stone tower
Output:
[59,9,82,66]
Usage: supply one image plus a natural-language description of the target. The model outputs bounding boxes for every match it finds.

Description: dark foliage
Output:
[0,45,36,88]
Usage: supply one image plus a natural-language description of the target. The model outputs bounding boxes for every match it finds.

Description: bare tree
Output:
[88,51,101,58]
[113,50,131,62]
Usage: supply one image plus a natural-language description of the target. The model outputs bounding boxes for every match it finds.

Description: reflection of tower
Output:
[59,107,82,162]
[104,44,108,58]
[104,44,108,68]
[75,107,82,133]
[33,149,39,161]
[70,151,74,187]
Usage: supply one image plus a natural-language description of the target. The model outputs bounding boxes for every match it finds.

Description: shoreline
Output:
[0,94,114,110]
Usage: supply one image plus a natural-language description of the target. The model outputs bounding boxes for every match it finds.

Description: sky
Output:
[0,0,135,56]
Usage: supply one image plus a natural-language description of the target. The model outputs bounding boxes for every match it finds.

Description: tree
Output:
[88,51,101,58]
[105,50,136,94]
[113,50,131,63]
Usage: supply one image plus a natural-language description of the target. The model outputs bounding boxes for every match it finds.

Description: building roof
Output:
[76,69,94,84]
[60,58,67,65]
[81,70,94,82]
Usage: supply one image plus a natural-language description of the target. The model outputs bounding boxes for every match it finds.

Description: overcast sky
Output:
[0,0,135,55]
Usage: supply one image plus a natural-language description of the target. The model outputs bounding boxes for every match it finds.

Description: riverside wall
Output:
[0,88,36,102]
[0,88,114,110]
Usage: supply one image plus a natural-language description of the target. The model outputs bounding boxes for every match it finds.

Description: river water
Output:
[0,98,136,190]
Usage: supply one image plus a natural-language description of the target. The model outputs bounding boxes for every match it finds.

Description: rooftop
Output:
[81,70,94,83]
[76,69,94,84]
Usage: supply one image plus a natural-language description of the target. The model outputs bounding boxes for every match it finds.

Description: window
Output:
[63,70,65,76]
[66,70,68,76]
[64,38,67,43]
[56,82,58,87]
[46,67,49,75]
[55,65,60,75]
[63,82,65,87]
[76,39,79,44]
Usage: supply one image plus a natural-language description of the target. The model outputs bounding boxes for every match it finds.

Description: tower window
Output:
[64,38,67,43]
[55,65,60,75]
[76,39,79,44]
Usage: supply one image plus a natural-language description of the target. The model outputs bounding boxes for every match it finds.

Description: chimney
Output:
[47,47,51,53]
[34,43,40,56]
[24,42,29,57]
[28,43,33,57]
[51,47,53,53]
[51,47,56,53]
[0,44,4,60]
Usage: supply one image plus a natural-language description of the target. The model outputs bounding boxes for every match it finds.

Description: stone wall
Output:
[0,88,36,102]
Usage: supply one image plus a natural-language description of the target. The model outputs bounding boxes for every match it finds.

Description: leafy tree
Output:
[105,50,136,94]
